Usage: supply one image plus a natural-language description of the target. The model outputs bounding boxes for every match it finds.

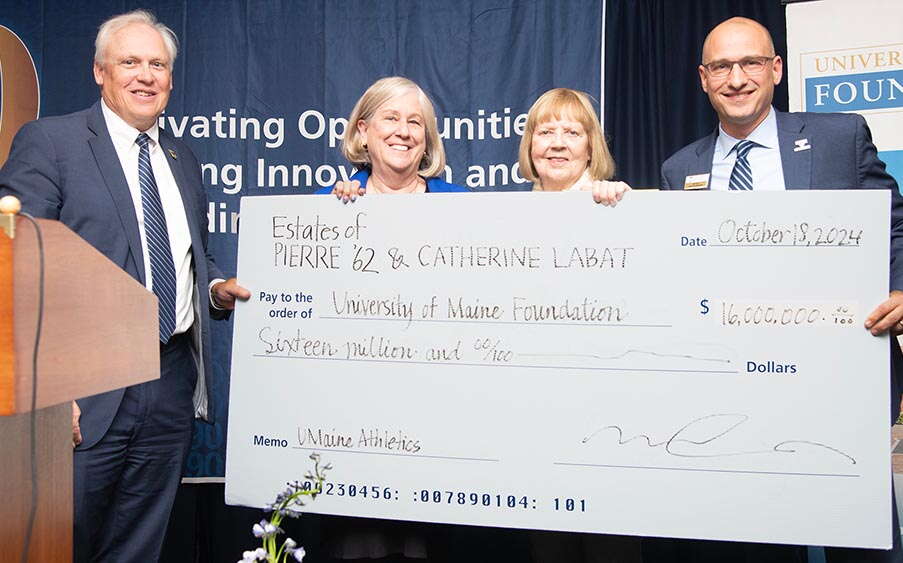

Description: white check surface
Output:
[226,190,891,549]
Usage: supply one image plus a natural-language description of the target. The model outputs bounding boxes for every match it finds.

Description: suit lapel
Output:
[86,102,147,284]
[777,111,812,190]
[690,129,718,190]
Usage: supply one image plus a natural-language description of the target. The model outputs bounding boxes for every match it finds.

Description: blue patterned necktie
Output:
[136,133,177,343]
[728,139,757,191]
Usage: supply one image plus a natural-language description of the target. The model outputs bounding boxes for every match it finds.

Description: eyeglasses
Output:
[702,56,774,78]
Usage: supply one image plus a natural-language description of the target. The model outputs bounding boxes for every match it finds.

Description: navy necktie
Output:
[729,139,757,191]
[136,133,177,343]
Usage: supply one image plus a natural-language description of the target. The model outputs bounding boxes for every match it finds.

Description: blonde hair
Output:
[518,88,614,183]
[342,76,446,178]
[95,10,178,67]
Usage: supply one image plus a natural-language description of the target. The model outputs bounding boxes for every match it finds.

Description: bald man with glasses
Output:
[657,16,903,563]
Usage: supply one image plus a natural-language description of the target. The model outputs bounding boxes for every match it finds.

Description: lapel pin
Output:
[793,139,811,152]
[168,148,178,159]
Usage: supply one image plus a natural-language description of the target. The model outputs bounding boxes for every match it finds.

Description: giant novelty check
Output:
[226,190,892,549]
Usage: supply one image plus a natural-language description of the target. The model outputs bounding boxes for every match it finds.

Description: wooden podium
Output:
[0,213,159,562]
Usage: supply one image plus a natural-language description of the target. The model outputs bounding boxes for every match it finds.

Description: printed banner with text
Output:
[787,0,903,187]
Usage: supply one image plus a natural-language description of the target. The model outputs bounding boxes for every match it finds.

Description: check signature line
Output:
[552,461,860,478]
[292,446,498,463]
[582,413,856,465]
[520,349,731,364]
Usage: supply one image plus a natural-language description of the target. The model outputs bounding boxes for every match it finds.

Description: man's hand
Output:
[332,179,365,203]
[864,290,903,335]
[211,278,251,310]
[590,180,631,206]
[72,400,82,448]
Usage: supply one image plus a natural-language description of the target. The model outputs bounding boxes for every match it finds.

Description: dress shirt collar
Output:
[100,98,161,151]
[715,106,778,160]
[564,169,594,191]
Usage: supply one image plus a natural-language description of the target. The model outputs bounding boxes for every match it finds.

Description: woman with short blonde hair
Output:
[342,76,446,179]
[314,78,465,559]
[324,76,461,199]
[519,88,629,204]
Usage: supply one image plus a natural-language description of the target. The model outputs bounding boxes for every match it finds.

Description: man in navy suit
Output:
[0,10,249,563]
[658,16,903,563]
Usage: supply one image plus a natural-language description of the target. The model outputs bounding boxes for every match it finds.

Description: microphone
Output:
[0,195,21,238]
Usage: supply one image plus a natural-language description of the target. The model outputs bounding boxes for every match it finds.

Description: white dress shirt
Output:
[101,99,195,335]
[711,106,786,191]
[531,169,594,192]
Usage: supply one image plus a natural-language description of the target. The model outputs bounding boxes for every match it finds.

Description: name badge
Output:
[684,173,709,190]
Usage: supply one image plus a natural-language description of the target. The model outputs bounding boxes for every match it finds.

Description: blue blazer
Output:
[0,101,225,448]
[661,110,903,421]
[316,169,467,194]
[661,110,903,291]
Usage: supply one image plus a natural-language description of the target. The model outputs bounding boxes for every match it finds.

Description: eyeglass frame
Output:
[701,56,777,78]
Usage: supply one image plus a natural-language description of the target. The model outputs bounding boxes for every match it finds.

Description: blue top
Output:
[315,169,466,194]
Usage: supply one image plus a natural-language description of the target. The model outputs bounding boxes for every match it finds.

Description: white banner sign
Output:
[787,0,903,184]
[226,191,891,549]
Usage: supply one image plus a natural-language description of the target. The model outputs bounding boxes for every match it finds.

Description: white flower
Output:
[292,546,306,561]
[253,519,278,538]
[241,546,268,561]
[284,538,297,549]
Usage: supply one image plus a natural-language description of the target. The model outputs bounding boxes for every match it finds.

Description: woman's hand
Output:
[591,180,631,206]
[332,179,366,203]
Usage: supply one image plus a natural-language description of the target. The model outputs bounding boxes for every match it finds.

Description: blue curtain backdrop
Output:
[0,1,794,561]
[604,0,788,188]
[1,0,605,481]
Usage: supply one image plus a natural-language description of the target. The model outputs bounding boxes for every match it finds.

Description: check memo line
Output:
[293,446,499,463]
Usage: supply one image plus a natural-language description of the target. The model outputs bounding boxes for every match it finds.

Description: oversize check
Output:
[226,190,891,549]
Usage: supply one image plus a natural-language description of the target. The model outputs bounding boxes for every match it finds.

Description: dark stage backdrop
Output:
[604,0,789,188]
[0,1,789,561]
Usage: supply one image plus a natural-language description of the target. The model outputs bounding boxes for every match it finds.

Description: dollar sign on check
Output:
[699,299,709,315]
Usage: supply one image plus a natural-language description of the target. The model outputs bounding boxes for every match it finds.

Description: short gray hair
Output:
[94,10,178,66]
